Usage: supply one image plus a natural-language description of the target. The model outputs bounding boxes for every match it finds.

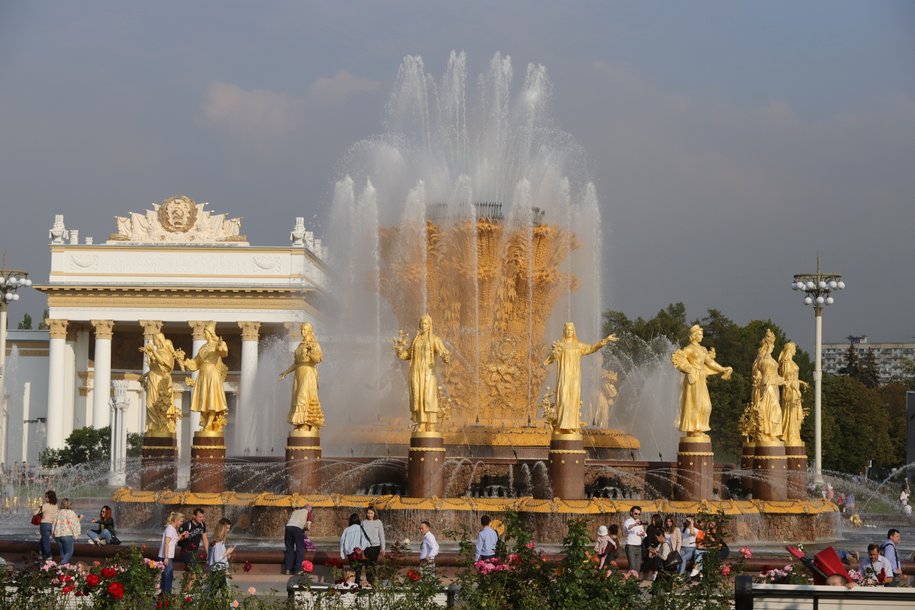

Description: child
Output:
[595,525,612,569]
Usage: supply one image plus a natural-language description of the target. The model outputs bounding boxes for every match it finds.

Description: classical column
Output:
[237,321,261,454]
[108,379,130,487]
[187,321,207,434]
[91,320,115,429]
[46,319,69,449]
[139,320,163,434]
[62,325,77,439]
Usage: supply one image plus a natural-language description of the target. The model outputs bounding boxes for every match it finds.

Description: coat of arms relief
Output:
[109,195,247,244]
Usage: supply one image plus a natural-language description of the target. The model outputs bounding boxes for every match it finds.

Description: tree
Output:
[858,349,880,388]
[37,309,49,330]
[879,382,909,466]
[16,313,32,330]
[838,342,860,378]
[39,426,111,467]
[820,376,893,473]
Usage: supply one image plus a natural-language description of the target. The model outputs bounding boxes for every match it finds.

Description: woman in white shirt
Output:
[159,511,187,596]
[680,517,698,575]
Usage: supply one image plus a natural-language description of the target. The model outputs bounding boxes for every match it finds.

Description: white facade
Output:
[822,337,915,382]
[2,196,326,467]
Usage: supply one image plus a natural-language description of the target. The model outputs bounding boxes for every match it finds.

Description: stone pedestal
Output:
[548,432,586,500]
[675,436,714,501]
[741,442,755,497]
[140,434,178,491]
[406,432,445,498]
[785,442,808,500]
[752,440,788,501]
[286,429,321,494]
[190,432,225,493]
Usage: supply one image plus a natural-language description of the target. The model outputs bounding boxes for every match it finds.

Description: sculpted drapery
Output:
[140,332,184,434]
[393,315,451,433]
[280,323,324,431]
[672,324,733,437]
[751,330,784,442]
[183,322,229,433]
[778,342,808,444]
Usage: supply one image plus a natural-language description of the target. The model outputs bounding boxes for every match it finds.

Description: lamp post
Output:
[792,258,844,486]
[0,266,33,465]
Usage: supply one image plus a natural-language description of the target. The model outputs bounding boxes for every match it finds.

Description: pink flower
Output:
[301,560,314,573]
[721,565,731,576]
[525,542,536,550]
[738,546,753,559]
[231,601,240,608]
[247,586,257,595]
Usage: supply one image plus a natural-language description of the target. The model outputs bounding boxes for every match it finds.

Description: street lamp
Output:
[792,258,844,486]
[1,265,33,465]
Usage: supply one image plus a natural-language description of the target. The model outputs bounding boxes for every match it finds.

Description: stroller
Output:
[786,545,852,585]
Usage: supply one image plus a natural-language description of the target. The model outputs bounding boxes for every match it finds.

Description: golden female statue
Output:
[751,330,784,442]
[778,341,808,444]
[182,321,229,433]
[671,324,733,438]
[393,314,451,433]
[280,323,324,432]
[543,322,618,434]
[140,333,185,434]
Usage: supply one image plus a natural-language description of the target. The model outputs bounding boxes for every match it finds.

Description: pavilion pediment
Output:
[109,195,248,245]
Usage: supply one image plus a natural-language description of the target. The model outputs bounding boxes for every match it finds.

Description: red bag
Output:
[31,512,42,526]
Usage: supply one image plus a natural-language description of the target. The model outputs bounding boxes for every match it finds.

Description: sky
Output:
[1,0,914,350]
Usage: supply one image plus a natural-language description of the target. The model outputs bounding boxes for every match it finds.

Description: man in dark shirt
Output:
[178,507,209,567]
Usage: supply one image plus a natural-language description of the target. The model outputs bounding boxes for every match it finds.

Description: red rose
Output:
[61,584,75,594]
[243,561,253,573]
[185,595,192,602]
[197,552,207,561]
[86,573,100,587]
[301,560,314,573]
[107,582,124,600]
[101,567,117,579]
[406,569,421,582]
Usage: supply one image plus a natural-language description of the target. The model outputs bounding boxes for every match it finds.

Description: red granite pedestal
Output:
[785,442,808,500]
[190,432,225,493]
[741,442,755,496]
[675,436,714,501]
[406,432,445,498]
[752,440,788,501]
[140,434,177,491]
[548,433,586,500]
[286,429,321,494]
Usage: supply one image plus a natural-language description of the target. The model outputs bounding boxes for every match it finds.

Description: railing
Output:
[735,575,915,610]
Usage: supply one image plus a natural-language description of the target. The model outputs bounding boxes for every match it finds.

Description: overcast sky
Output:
[1,1,913,350]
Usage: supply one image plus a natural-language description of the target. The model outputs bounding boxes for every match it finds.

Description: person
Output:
[663,516,682,557]
[280,323,325,431]
[182,321,229,432]
[475,515,499,561]
[544,322,617,432]
[861,542,894,585]
[178,508,209,568]
[86,505,116,546]
[51,498,81,565]
[594,525,612,569]
[643,514,664,579]
[334,568,360,591]
[751,331,784,441]
[671,324,733,437]
[623,506,646,573]
[419,520,439,573]
[207,518,235,591]
[362,506,386,583]
[393,315,451,433]
[283,502,312,575]
[680,517,698,575]
[35,490,58,561]
[340,513,371,584]
[159,511,187,596]
[651,530,678,582]
[880,529,903,586]
[837,492,846,514]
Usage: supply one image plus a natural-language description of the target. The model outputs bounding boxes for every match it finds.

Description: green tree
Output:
[40,426,112,467]
[858,348,880,388]
[821,375,893,473]
[838,342,860,378]
[37,309,49,330]
[879,382,909,466]
[16,313,32,329]
[602,302,688,373]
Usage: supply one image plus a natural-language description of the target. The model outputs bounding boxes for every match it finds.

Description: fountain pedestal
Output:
[785,442,807,499]
[752,440,788,501]
[286,429,321,494]
[190,432,225,493]
[741,442,755,497]
[407,432,445,498]
[675,436,714,501]
[548,432,586,500]
[140,433,177,491]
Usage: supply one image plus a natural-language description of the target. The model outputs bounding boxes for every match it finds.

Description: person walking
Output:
[475,515,499,561]
[623,506,646,573]
[158,511,187,596]
[207,518,235,591]
[880,529,904,586]
[340,513,371,584]
[86,505,116,546]
[419,520,439,574]
[178,508,209,568]
[283,502,312,575]
[361,506,386,584]
[35,490,58,561]
[51,498,81,565]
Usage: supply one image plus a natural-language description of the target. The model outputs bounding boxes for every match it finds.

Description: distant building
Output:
[822,336,915,382]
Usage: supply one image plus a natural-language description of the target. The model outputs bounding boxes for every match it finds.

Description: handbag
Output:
[663,549,683,571]
[31,510,43,526]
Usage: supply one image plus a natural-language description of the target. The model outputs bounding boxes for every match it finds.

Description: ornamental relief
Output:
[110,195,246,244]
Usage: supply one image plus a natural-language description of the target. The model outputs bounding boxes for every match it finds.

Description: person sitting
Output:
[861,543,894,585]
[87,505,116,546]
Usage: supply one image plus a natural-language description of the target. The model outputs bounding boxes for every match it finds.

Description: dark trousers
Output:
[284,525,305,573]
[364,545,382,583]
[39,523,53,560]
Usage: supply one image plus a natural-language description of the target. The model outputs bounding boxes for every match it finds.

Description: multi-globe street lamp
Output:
[1,266,33,464]
[792,260,844,486]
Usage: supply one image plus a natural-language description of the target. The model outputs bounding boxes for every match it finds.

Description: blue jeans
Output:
[87,529,113,544]
[56,535,74,564]
[692,549,706,574]
[284,525,305,573]
[39,523,53,560]
[160,558,174,594]
[679,546,695,574]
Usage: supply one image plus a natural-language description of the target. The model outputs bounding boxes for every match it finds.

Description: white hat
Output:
[597,525,608,536]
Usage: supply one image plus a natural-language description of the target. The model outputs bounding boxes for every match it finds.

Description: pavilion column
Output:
[139,320,163,433]
[46,319,69,449]
[236,321,261,454]
[91,320,115,429]
[187,321,208,434]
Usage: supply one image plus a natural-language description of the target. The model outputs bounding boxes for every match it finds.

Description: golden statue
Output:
[280,323,324,432]
[778,341,809,444]
[181,321,229,433]
[750,329,784,442]
[139,332,185,434]
[392,314,451,433]
[671,324,733,438]
[543,322,617,434]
